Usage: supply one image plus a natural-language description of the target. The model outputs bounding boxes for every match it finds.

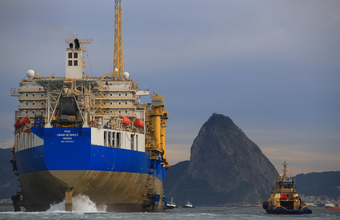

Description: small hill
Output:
[294,171,340,199]
[164,113,278,206]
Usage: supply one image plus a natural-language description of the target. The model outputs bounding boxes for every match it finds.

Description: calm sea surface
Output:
[0,206,339,220]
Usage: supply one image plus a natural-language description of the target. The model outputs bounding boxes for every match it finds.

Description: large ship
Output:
[262,161,312,214]
[9,0,169,212]
[325,202,340,209]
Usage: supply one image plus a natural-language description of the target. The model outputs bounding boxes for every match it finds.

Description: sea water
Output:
[0,196,339,220]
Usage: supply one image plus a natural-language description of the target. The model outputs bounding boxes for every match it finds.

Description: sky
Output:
[0,0,339,176]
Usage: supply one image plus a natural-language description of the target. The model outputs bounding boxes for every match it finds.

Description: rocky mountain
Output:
[164,113,279,206]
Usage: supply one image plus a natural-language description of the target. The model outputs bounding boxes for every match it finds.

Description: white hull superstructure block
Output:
[65,39,82,79]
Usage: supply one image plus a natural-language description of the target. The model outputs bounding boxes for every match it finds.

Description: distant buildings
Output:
[300,194,340,206]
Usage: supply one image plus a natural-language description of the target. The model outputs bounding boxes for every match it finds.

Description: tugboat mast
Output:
[283,161,287,181]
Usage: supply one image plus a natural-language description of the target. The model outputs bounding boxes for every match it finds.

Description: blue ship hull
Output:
[15,127,166,211]
[263,201,312,214]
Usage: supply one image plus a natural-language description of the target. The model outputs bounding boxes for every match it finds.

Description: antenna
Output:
[282,161,288,181]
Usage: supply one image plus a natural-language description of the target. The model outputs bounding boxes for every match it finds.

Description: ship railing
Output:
[18,105,47,109]
[18,97,47,101]
[10,88,20,97]
[94,96,136,100]
[17,88,45,92]
[94,113,137,118]
[94,104,136,109]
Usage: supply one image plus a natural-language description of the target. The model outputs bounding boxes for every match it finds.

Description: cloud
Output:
[0,0,339,176]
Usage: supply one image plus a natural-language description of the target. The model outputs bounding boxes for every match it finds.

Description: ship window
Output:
[33,94,35,97]
[125,102,127,105]
[74,53,78,58]
[110,111,112,113]
[112,132,116,147]
[26,111,28,114]
[41,102,43,105]
[119,102,121,105]
[125,111,128,113]
[125,93,127,96]
[32,111,35,114]
[119,111,121,114]
[26,94,28,97]
[136,135,138,151]
[283,184,292,189]
[108,132,111,147]
[117,132,121,148]
[74,60,78,66]
[131,134,134,150]
[68,53,72,58]
[68,60,72,66]
[41,93,43,96]
[26,103,28,105]
[119,93,121,96]
[32,102,35,105]
[104,131,107,146]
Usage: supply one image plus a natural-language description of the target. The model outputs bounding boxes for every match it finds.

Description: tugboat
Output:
[166,197,177,209]
[182,199,195,208]
[263,161,312,214]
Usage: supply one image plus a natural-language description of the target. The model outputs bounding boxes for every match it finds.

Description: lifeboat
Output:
[134,119,144,128]
[119,116,130,126]
[14,119,21,128]
[20,117,30,126]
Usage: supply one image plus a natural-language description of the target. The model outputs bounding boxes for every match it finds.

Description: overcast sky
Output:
[1,0,339,176]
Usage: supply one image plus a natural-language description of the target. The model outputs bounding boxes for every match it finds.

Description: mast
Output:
[114,0,123,77]
[283,161,287,181]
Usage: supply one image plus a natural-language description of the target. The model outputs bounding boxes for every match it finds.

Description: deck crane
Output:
[113,0,123,78]
[112,0,170,168]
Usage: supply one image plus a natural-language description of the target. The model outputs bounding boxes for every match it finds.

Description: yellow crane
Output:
[112,0,169,167]
[114,0,123,77]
